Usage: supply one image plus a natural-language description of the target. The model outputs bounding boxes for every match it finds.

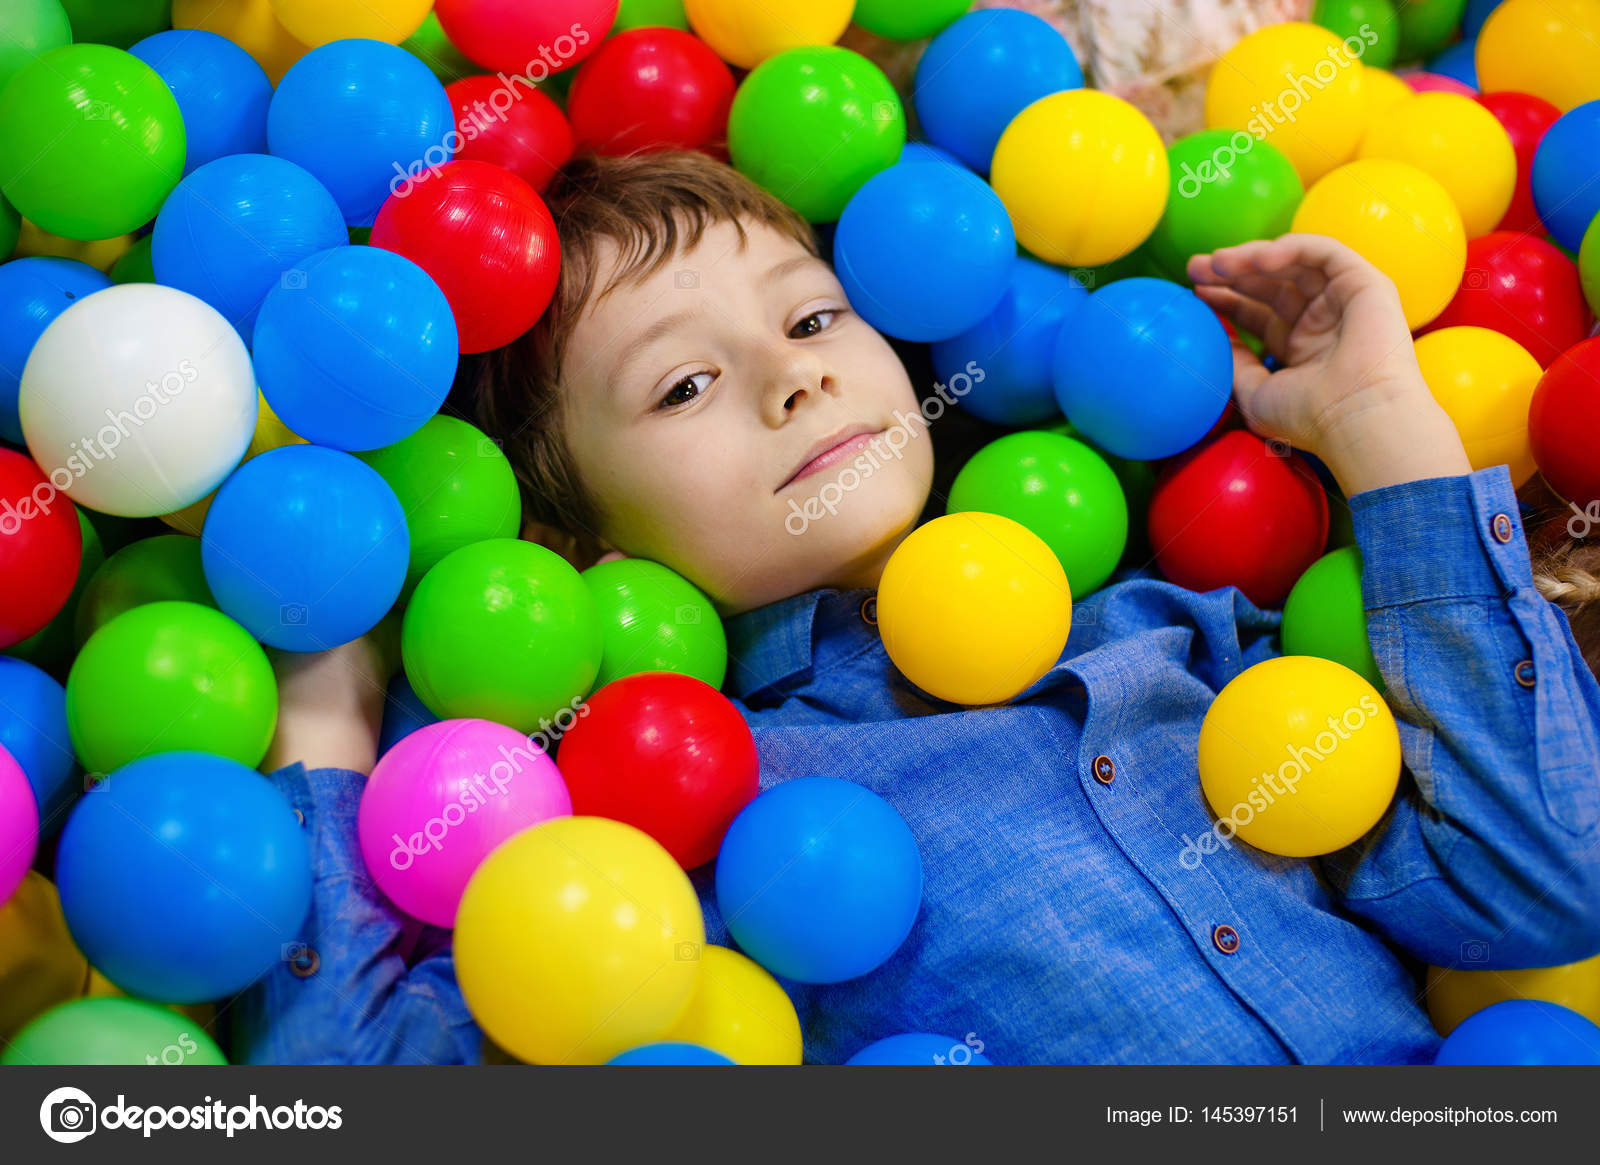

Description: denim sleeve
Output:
[227,764,482,1065]
[1316,464,1600,969]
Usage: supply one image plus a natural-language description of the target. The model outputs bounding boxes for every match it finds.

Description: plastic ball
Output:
[1429,40,1479,89]
[161,392,307,536]
[1531,100,1600,251]
[267,38,456,227]
[1281,546,1382,690]
[455,815,703,1064]
[201,445,410,652]
[657,945,802,1064]
[358,718,571,926]
[1359,67,1416,142]
[1148,431,1330,608]
[128,30,272,176]
[371,161,558,354]
[1147,130,1304,282]
[683,0,850,69]
[1,997,228,1065]
[446,75,573,193]
[556,672,757,869]
[567,28,735,157]
[0,657,73,839]
[152,153,348,344]
[727,46,904,224]
[55,750,311,1002]
[930,258,1084,427]
[402,539,603,733]
[58,0,171,49]
[947,431,1128,600]
[1400,70,1475,98]
[1427,954,1600,1035]
[402,12,480,85]
[7,505,101,678]
[1051,278,1232,460]
[1291,158,1466,329]
[846,1032,993,1065]
[1476,0,1600,111]
[1475,90,1563,235]
[74,534,216,647]
[0,0,71,92]
[1358,93,1513,237]
[1312,0,1399,69]
[1529,337,1600,509]
[1422,232,1592,368]
[171,0,310,86]
[108,235,152,283]
[0,45,184,240]
[876,511,1071,706]
[0,193,16,258]
[1435,1000,1600,1064]
[1203,22,1367,186]
[1199,655,1400,857]
[1583,205,1600,317]
[832,160,1015,342]
[0,744,38,905]
[608,1042,733,1065]
[66,601,277,774]
[852,0,969,40]
[1413,326,1541,485]
[716,777,922,984]
[434,0,616,76]
[992,90,1166,268]
[0,449,83,649]
[378,672,438,757]
[253,245,458,451]
[1396,0,1468,59]
[580,558,727,689]
[269,0,432,46]
[913,9,1082,173]
[0,258,112,444]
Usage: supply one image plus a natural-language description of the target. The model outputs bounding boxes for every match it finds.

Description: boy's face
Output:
[561,221,934,614]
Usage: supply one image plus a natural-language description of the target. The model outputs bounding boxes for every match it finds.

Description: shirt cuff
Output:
[1348,464,1533,608]
[263,762,370,881]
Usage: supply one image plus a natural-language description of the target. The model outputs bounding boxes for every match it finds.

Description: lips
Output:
[776,425,885,492]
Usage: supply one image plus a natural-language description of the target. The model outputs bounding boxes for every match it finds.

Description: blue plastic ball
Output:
[202,444,410,652]
[0,656,75,838]
[931,257,1085,426]
[267,38,455,227]
[607,1042,735,1065]
[1532,101,1600,252]
[129,30,272,175]
[715,776,922,985]
[252,245,458,450]
[151,153,347,343]
[377,671,438,758]
[1463,0,1501,37]
[1427,40,1478,89]
[0,258,112,443]
[833,160,1015,342]
[897,142,969,172]
[1434,1000,1600,1065]
[845,1032,993,1065]
[55,751,312,1003]
[914,9,1083,173]
[1052,277,1232,460]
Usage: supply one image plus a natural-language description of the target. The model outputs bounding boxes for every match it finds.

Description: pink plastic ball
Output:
[1403,71,1476,97]
[0,744,39,906]
[357,718,572,925]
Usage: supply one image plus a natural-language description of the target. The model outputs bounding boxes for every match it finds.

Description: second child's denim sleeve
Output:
[1317,464,1600,969]
[228,764,482,1065]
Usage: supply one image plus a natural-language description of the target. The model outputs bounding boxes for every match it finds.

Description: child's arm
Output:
[1191,237,1600,969]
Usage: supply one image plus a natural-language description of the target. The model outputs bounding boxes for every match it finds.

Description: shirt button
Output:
[1212,924,1241,955]
[1491,512,1514,543]
[288,945,320,978]
[1514,659,1536,688]
[1091,754,1115,784]
[859,596,877,626]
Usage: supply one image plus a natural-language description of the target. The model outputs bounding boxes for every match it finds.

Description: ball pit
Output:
[1358,92,1514,238]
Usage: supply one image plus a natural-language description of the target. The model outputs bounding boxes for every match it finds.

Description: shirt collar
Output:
[724,587,876,701]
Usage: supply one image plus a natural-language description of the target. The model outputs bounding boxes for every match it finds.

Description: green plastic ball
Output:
[1145,130,1304,283]
[1312,0,1399,69]
[0,0,72,92]
[400,10,480,85]
[1281,546,1383,691]
[614,0,689,32]
[728,46,905,223]
[946,431,1129,599]
[110,234,154,283]
[5,506,103,679]
[2,996,226,1065]
[0,192,17,260]
[59,0,172,49]
[851,0,971,41]
[74,534,216,647]
[581,558,727,690]
[0,44,185,241]
[66,600,277,775]
[402,539,602,732]
[1102,450,1157,568]
[1394,0,1466,63]
[1579,212,1600,320]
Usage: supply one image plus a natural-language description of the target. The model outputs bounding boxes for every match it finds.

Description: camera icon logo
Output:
[40,1086,97,1144]
[871,100,897,121]
[281,268,308,291]
[1462,267,1489,291]
[1266,438,1293,458]
[280,603,309,626]
[674,269,699,290]
[1460,939,1491,963]
[673,940,701,961]
[477,437,503,456]
[83,99,111,121]
[674,604,702,625]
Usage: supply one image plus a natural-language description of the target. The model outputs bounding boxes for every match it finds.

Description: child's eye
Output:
[789,309,842,339]
[656,371,714,410]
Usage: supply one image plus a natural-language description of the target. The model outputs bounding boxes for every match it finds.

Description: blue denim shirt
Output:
[229,465,1600,1064]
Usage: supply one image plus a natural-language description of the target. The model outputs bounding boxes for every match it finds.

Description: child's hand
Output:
[263,612,400,776]
[1188,234,1472,495]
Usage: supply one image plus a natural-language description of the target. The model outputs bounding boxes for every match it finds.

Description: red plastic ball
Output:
[1420,232,1593,368]
[1476,91,1562,236]
[371,160,560,354]
[1529,337,1600,511]
[555,671,759,870]
[447,75,574,193]
[566,28,736,158]
[434,0,616,78]
[0,449,82,649]
[1148,431,1329,608]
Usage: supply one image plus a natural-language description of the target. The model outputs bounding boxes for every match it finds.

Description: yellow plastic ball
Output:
[1291,159,1466,329]
[1204,21,1368,185]
[269,0,433,47]
[990,89,1168,268]
[1477,0,1600,112]
[1197,655,1401,857]
[1358,93,1516,239]
[161,392,304,536]
[877,511,1071,707]
[1412,326,1542,486]
[454,816,705,1065]
[660,945,803,1065]
[683,0,854,69]
[1426,954,1600,1036]
[15,219,134,273]
[172,0,310,85]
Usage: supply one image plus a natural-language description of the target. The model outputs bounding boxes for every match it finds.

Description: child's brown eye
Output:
[656,372,712,410]
[789,310,839,339]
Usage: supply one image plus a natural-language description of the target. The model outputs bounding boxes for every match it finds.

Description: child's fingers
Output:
[1192,284,1290,356]
[1230,340,1271,397]
[1195,236,1332,305]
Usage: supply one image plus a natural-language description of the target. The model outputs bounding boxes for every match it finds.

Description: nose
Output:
[759,341,838,426]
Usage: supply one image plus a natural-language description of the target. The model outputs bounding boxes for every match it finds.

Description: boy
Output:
[234,151,1600,1065]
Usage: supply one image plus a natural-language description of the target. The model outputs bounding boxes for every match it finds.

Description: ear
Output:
[519,517,621,573]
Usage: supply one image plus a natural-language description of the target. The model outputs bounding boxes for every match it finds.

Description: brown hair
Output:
[1520,475,1600,681]
[461,150,820,563]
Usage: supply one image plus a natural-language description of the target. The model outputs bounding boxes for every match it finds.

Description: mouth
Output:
[776,425,886,493]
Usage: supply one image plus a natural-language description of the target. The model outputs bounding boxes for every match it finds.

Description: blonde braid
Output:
[1535,563,1600,609]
